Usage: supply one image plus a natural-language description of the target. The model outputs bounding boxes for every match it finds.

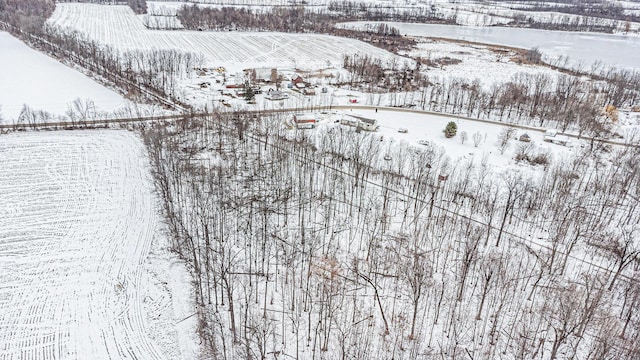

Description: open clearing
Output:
[0,131,198,359]
[48,4,402,71]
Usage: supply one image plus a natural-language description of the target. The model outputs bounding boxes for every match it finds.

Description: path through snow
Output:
[0,131,198,359]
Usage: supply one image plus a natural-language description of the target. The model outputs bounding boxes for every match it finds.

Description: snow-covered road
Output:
[0,131,192,359]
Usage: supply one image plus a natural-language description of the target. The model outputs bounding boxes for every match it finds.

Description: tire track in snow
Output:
[0,131,168,360]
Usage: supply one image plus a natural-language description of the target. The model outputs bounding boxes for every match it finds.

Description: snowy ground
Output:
[48,4,401,72]
[314,108,575,172]
[0,131,200,359]
[405,38,562,90]
[0,32,130,123]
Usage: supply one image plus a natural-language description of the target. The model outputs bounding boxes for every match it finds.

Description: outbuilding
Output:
[519,133,531,142]
[543,129,570,146]
[293,113,316,129]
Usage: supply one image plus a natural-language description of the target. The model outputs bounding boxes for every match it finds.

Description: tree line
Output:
[175,0,637,34]
[176,4,455,33]
[498,0,640,24]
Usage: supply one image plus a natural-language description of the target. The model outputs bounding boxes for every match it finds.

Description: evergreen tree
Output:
[444,121,457,138]
[244,82,255,102]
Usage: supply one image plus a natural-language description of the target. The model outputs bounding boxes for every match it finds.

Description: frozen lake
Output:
[340,22,640,72]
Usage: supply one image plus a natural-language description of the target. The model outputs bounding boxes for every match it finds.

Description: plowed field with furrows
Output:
[48,4,399,70]
[0,131,165,360]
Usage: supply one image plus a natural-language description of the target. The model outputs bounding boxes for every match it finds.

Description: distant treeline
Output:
[176,0,637,34]
[508,13,620,33]
[496,0,640,24]
[176,4,455,33]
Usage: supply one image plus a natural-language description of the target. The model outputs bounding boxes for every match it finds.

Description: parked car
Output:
[417,139,430,145]
[398,128,408,133]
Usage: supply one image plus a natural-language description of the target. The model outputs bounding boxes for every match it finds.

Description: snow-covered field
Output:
[0,32,129,123]
[316,108,574,171]
[0,131,199,359]
[48,4,401,72]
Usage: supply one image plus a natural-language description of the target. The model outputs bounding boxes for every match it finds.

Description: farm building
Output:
[543,129,570,146]
[519,133,531,142]
[293,113,316,129]
[348,115,379,131]
[266,90,288,100]
[339,115,379,131]
[291,75,304,87]
[247,68,278,83]
[340,117,359,127]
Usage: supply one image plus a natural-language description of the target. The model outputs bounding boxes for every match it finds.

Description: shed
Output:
[293,114,316,129]
[519,133,531,142]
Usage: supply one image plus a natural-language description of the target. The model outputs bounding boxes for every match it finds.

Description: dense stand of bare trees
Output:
[0,0,54,33]
[143,111,640,359]
[177,3,453,33]
[508,14,618,33]
[500,0,640,24]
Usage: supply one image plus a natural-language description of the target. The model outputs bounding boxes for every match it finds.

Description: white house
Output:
[266,89,288,101]
[543,129,570,146]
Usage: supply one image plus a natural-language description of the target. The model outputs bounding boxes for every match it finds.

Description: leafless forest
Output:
[142,111,640,359]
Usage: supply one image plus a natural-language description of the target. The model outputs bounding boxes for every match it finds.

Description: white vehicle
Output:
[398,128,408,133]
[417,139,430,145]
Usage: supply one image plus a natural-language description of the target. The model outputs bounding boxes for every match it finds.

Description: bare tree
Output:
[459,130,468,145]
[590,226,640,291]
[472,131,483,148]
[497,127,517,155]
